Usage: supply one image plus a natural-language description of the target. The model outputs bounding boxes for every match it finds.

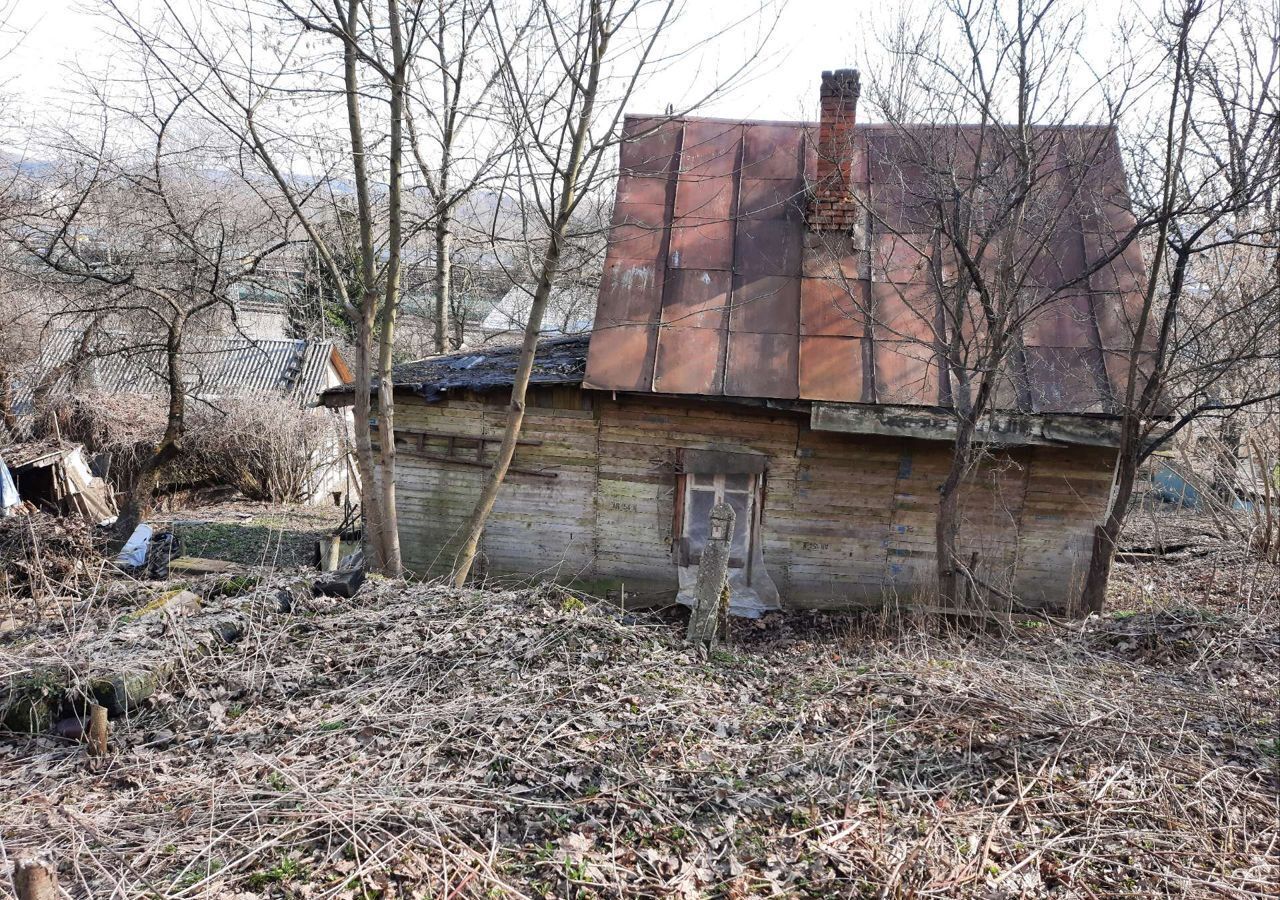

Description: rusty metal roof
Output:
[584,115,1148,415]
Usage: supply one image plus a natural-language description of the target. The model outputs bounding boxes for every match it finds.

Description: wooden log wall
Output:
[390,387,1115,613]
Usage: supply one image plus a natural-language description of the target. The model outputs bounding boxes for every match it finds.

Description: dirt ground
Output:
[152,501,347,570]
[1,502,1277,898]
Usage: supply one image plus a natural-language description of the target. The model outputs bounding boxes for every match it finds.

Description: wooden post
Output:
[86,703,108,758]
[14,856,58,900]
[687,501,734,650]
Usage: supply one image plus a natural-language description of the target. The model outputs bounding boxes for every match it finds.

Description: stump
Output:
[86,703,108,757]
[15,857,58,900]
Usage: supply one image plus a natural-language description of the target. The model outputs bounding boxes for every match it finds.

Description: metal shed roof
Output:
[584,115,1150,415]
[26,331,349,407]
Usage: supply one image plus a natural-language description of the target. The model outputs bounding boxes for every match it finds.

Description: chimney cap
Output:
[821,68,861,84]
[820,69,861,100]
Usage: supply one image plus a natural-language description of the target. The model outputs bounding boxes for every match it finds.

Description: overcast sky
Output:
[3,0,1148,133]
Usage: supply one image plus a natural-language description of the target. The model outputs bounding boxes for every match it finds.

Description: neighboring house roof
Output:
[584,114,1149,415]
[25,330,351,408]
[481,283,596,337]
[324,335,590,404]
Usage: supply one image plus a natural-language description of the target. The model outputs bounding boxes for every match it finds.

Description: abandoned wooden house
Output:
[325,70,1149,615]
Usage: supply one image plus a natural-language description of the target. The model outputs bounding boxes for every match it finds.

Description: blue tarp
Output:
[1152,464,1201,509]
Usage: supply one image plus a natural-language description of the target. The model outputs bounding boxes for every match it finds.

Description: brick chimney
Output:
[808,69,864,232]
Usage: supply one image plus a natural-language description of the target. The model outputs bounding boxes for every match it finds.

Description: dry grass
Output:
[1,542,1276,898]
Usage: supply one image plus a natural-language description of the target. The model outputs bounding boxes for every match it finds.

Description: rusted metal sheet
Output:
[582,326,654,392]
[738,177,805,220]
[616,174,672,207]
[661,269,730,330]
[1062,127,1133,234]
[868,182,934,232]
[679,121,742,178]
[1102,348,1156,408]
[725,331,798,398]
[668,216,735,270]
[1086,233,1147,294]
[1023,346,1107,413]
[1025,288,1095,348]
[875,339,941,406]
[653,325,724,395]
[948,361,1025,414]
[731,274,800,334]
[870,232,932,283]
[1092,290,1152,351]
[871,283,938,342]
[736,217,803,275]
[588,114,1150,416]
[674,175,735,220]
[742,123,805,179]
[800,277,867,337]
[799,335,865,402]
[619,117,681,176]
[609,201,667,262]
[1027,226,1087,289]
[596,259,664,326]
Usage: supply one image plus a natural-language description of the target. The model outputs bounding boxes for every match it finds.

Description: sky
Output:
[2,0,1151,134]
[4,0,870,125]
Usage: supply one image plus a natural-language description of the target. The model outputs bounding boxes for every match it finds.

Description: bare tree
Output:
[450,0,776,585]
[405,0,519,353]
[8,79,291,541]
[840,0,1130,604]
[1080,0,1280,608]
[99,0,421,573]
[0,0,39,439]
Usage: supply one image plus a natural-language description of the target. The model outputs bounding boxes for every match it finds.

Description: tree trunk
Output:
[935,479,962,605]
[434,220,452,354]
[350,320,385,571]
[451,238,565,585]
[112,445,176,549]
[112,323,186,550]
[1081,15,1197,614]
[1080,420,1141,613]
[342,0,390,573]
[935,400,981,606]
[376,0,407,578]
[451,0,608,586]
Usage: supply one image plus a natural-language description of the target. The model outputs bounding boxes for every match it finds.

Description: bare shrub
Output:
[44,389,339,504]
[186,393,341,504]
[43,390,169,493]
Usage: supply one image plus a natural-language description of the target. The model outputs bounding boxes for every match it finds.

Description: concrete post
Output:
[687,501,734,649]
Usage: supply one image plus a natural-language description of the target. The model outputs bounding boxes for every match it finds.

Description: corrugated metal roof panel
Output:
[24,330,344,408]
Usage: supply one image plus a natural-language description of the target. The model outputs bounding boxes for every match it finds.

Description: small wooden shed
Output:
[326,71,1148,615]
[326,337,1124,615]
